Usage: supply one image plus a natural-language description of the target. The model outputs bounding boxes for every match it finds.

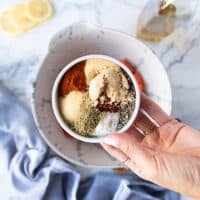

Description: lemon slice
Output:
[12,3,36,31]
[0,9,21,35]
[25,0,53,22]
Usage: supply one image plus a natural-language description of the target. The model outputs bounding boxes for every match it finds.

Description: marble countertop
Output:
[1,0,200,130]
[0,1,199,199]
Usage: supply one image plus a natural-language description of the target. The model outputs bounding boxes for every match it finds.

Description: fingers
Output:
[141,93,172,126]
[101,133,157,180]
[105,128,143,147]
[101,143,129,164]
[125,125,144,143]
[101,140,140,175]
[101,143,142,177]
[102,129,143,159]
[101,143,141,176]
[134,110,157,135]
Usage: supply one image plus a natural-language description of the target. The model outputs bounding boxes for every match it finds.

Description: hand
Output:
[101,93,200,199]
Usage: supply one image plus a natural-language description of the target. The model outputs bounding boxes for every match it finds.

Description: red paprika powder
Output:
[59,61,87,96]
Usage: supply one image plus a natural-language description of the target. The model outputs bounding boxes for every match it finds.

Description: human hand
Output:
[101,93,200,199]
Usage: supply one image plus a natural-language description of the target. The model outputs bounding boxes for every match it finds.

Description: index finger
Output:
[141,93,172,126]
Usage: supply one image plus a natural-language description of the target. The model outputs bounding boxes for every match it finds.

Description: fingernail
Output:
[103,137,118,147]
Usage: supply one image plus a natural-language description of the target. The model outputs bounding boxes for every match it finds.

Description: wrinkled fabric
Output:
[0,85,179,200]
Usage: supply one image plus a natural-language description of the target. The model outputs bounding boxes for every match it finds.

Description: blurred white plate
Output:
[32,22,172,168]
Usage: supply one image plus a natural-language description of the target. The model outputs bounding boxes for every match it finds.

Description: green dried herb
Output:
[73,107,103,136]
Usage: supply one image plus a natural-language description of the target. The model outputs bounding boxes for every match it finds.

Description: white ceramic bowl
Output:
[52,54,141,143]
[32,22,172,168]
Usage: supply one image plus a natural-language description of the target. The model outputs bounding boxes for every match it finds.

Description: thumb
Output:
[102,134,158,180]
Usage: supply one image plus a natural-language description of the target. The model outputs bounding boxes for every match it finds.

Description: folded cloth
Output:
[0,85,179,200]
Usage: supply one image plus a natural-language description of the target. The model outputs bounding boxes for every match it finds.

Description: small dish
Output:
[32,22,172,168]
[51,54,141,143]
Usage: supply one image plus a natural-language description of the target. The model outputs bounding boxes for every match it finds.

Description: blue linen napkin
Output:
[0,85,179,200]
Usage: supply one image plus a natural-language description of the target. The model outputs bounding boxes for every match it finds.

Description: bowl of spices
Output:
[52,54,140,143]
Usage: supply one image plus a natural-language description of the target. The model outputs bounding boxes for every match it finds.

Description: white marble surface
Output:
[0,0,200,130]
[1,0,199,199]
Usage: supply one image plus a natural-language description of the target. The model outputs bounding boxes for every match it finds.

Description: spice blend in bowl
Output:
[52,55,140,143]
